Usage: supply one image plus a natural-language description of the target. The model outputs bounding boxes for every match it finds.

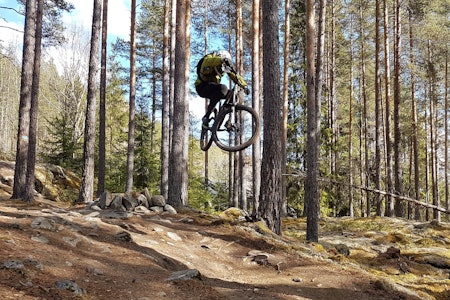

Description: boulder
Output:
[151,195,166,207]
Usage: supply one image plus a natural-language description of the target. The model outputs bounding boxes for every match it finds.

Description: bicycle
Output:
[200,84,260,152]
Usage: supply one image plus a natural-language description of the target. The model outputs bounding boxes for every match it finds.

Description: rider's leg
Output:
[198,83,229,127]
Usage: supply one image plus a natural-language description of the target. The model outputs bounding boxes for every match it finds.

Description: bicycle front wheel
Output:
[212,104,260,152]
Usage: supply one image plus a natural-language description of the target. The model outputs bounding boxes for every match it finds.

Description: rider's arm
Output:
[228,71,247,88]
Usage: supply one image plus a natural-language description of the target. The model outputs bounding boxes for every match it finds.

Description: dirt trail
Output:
[0,198,441,300]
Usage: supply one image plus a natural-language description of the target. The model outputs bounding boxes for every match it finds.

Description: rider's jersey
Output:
[195,53,247,88]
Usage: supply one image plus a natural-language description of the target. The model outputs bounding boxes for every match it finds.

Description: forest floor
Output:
[0,192,449,300]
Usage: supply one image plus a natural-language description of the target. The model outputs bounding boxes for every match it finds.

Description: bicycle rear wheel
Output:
[200,127,214,151]
[212,104,259,152]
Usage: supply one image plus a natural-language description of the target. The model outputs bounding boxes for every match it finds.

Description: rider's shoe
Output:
[202,116,209,129]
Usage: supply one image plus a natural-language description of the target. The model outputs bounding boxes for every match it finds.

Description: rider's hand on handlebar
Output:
[244,87,250,95]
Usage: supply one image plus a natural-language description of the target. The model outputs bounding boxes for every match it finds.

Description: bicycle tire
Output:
[212,104,260,152]
[200,127,214,151]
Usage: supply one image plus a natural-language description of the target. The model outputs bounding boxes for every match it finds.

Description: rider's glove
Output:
[223,65,233,73]
[221,57,231,66]
[244,87,250,95]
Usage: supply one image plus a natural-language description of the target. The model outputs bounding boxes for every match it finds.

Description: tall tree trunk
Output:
[184,0,191,203]
[304,0,319,241]
[98,0,108,197]
[408,12,420,220]
[330,0,339,215]
[236,0,246,209]
[281,0,290,217]
[151,51,157,152]
[12,0,36,200]
[374,0,382,216]
[359,3,369,217]
[125,0,137,194]
[348,11,354,217]
[393,0,403,217]
[444,51,449,216]
[160,0,171,200]
[169,0,176,161]
[383,0,393,217]
[24,0,43,202]
[168,0,189,207]
[202,1,210,188]
[252,0,261,216]
[427,41,439,221]
[78,0,102,203]
[259,0,283,235]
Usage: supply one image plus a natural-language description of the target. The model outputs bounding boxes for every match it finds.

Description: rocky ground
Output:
[0,196,448,300]
[0,161,449,300]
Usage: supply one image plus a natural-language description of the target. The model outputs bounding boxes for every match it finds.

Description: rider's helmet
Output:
[217,50,232,62]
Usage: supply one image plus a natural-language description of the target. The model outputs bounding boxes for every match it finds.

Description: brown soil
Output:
[0,197,439,300]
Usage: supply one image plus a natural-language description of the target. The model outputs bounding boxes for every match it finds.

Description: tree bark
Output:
[383,0,393,217]
[304,0,320,242]
[393,0,404,217]
[125,0,137,194]
[24,0,44,203]
[259,0,283,235]
[281,0,290,217]
[251,0,261,217]
[12,0,36,200]
[98,0,108,197]
[168,0,189,207]
[408,12,420,220]
[78,0,102,203]
[160,0,171,200]
[374,0,382,216]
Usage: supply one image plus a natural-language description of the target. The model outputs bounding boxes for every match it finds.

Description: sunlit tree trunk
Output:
[24,0,43,202]
[281,0,290,216]
[236,0,247,210]
[427,40,440,221]
[383,0,393,217]
[252,0,261,216]
[408,12,420,220]
[168,0,189,207]
[359,3,369,217]
[259,0,283,235]
[445,52,449,217]
[202,1,210,188]
[348,11,354,217]
[125,0,136,194]
[97,0,108,197]
[304,0,319,241]
[160,0,171,200]
[329,0,339,215]
[78,0,102,202]
[151,49,157,152]
[393,0,404,217]
[374,0,382,216]
[12,0,36,200]
[184,0,191,205]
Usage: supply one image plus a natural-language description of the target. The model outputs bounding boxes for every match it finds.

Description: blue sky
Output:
[0,0,204,119]
[0,0,133,55]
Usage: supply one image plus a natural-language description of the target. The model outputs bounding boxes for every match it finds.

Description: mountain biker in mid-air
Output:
[194,50,250,129]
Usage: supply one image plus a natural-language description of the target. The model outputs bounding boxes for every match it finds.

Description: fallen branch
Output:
[284,173,449,214]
